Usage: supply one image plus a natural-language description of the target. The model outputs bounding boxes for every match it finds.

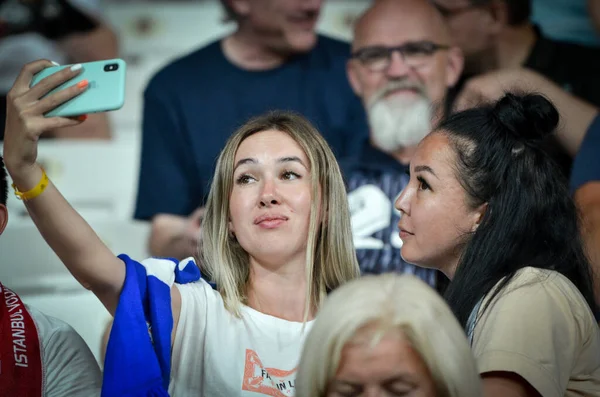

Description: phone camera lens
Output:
[104,63,119,72]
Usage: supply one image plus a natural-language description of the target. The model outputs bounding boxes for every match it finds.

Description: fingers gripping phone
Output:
[30,58,127,118]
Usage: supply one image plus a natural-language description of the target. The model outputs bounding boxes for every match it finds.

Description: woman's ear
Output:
[471,203,488,232]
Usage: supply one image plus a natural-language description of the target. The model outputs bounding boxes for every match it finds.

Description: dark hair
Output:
[0,156,7,206]
[472,0,530,26]
[438,92,597,327]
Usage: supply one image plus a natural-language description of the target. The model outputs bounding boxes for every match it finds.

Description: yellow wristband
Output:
[12,168,49,201]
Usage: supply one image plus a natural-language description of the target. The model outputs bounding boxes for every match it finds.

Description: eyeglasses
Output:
[350,41,450,72]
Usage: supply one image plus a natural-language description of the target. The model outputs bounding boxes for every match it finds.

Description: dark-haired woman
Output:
[396,92,600,396]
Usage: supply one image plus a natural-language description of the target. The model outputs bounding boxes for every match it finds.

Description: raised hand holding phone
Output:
[2,59,127,315]
[4,59,88,184]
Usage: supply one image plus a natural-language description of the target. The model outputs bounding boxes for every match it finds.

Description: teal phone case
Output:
[30,58,126,117]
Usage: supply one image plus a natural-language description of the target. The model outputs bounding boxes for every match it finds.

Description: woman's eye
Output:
[282,171,301,180]
[236,174,255,184]
[417,176,430,191]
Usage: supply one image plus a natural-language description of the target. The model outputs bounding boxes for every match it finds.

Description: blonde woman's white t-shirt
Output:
[170,279,314,397]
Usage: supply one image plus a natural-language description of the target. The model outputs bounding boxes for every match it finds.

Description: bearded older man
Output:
[342,0,464,289]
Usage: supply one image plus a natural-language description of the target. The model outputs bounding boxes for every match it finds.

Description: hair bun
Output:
[493,93,559,143]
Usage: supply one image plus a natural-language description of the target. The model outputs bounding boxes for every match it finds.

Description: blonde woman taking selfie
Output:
[3,60,359,396]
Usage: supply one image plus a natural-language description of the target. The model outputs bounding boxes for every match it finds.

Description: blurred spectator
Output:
[570,106,600,308]
[137,0,368,260]
[434,0,600,177]
[434,0,600,106]
[532,0,600,47]
[0,156,102,396]
[296,274,482,397]
[0,0,118,139]
[341,0,462,288]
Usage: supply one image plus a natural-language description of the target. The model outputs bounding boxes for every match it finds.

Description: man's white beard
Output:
[367,91,433,152]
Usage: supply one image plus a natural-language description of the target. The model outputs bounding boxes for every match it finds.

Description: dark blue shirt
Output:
[340,143,439,287]
[134,35,368,220]
[571,114,600,193]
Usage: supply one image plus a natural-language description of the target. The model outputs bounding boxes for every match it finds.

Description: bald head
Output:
[353,0,452,51]
[346,0,464,154]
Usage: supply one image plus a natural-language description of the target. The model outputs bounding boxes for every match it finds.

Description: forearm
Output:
[11,165,124,313]
[585,211,600,304]
[482,373,541,397]
[575,182,600,303]
[460,69,598,156]
[523,70,598,156]
[149,214,197,260]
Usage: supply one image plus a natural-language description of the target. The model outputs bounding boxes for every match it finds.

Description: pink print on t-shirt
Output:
[242,349,297,396]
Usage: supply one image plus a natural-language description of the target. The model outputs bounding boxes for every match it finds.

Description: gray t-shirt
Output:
[27,305,102,397]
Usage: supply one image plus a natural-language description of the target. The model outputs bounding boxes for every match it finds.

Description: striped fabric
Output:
[341,143,438,287]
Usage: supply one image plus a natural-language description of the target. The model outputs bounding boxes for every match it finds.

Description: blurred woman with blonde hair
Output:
[296,274,482,397]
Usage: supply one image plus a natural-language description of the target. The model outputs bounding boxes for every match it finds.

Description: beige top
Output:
[472,267,600,397]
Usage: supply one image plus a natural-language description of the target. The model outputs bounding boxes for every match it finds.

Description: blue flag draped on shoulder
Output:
[102,254,202,396]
